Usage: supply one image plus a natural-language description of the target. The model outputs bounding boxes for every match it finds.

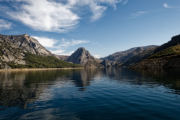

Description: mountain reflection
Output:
[0,70,69,108]
[0,68,180,108]
[0,69,101,108]
[104,67,180,93]
[70,69,103,91]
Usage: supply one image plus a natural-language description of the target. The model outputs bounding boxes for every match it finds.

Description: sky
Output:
[0,0,180,58]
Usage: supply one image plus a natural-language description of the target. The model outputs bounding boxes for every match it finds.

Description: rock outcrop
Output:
[0,34,51,64]
[67,47,103,68]
[0,34,77,69]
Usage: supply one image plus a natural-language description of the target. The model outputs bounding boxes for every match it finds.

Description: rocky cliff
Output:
[0,34,51,64]
[67,47,103,68]
[0,34,78,69]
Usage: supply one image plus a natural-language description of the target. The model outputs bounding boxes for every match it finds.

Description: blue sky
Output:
[0,0,180,57]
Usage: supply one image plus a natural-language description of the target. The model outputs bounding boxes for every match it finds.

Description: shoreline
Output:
[0,67,83,72]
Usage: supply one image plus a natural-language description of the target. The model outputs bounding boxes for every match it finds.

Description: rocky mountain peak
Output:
[67,47,95,65]
[0,34,52,65]
[0,34,51,56]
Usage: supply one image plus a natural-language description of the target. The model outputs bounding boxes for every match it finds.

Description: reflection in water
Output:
[0,69,102,108]
[70,69,103,91]
[0,68,180,120]
[104,67,180,93]
[0,68,179,109]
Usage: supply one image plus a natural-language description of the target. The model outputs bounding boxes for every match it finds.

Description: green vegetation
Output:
[5,53,81,69]
[0,41,81,69]
[7,62,27,68]
[24,53,80,68]
[150,45,180,58]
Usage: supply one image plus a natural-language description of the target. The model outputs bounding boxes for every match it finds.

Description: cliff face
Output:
[67,47,103,68]
[0,34,51,65]
[132,35,180,71]
[0,34,77,69]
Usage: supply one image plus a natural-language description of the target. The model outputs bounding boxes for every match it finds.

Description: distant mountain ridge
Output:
[102,45,158,66]
[1,33,180,70]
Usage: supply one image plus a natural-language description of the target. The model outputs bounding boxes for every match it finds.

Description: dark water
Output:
[0,68,180,120]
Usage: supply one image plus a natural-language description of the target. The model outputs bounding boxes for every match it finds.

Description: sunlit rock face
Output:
[0,34,51,66]
[67,47,103,68]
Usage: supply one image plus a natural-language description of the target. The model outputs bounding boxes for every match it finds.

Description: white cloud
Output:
[50,49,65,55]
[163,3,171,9]
[1,0,127,32]
[0,19,12,30]
[33,36,57,48]
[68,0,123,21]
[91,5,107,21]
[51,49,74,56]
[59,38,89,48]
[7,0,79,32]
[33,36,89,55]
[52,38,89,55]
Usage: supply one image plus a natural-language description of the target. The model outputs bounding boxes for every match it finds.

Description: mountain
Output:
[132,35,180,71]
[67,47,103,68]
[0,34,79,69]
[103,45,158,66]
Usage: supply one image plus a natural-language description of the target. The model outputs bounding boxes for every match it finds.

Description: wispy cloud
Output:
[1,0,127,32]
[51,49,74,56]
[68,0,125,21]
[33,36,57,48]
[0,19,12,30]
[8,0,79,32]
[130,11,148,18]
[163,3,172,9]
[59,38,89,48]
[52,38,89,55]
[33,36,89,55]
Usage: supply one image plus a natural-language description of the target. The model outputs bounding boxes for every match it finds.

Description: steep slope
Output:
[132,35,180,71]
[0,34,78,69]
[0,34,51,64]
[67,47,102,68]
[153,35,180,53]
[103,45,158,66]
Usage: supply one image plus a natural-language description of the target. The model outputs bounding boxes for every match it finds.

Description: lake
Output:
[0,68,180,120]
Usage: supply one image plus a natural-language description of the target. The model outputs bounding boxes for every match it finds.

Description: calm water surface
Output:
[0,68,180,120]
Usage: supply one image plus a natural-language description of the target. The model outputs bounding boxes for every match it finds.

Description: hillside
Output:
[0,34,79,69]
[132,35,180,71]
[103,45,158,66]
